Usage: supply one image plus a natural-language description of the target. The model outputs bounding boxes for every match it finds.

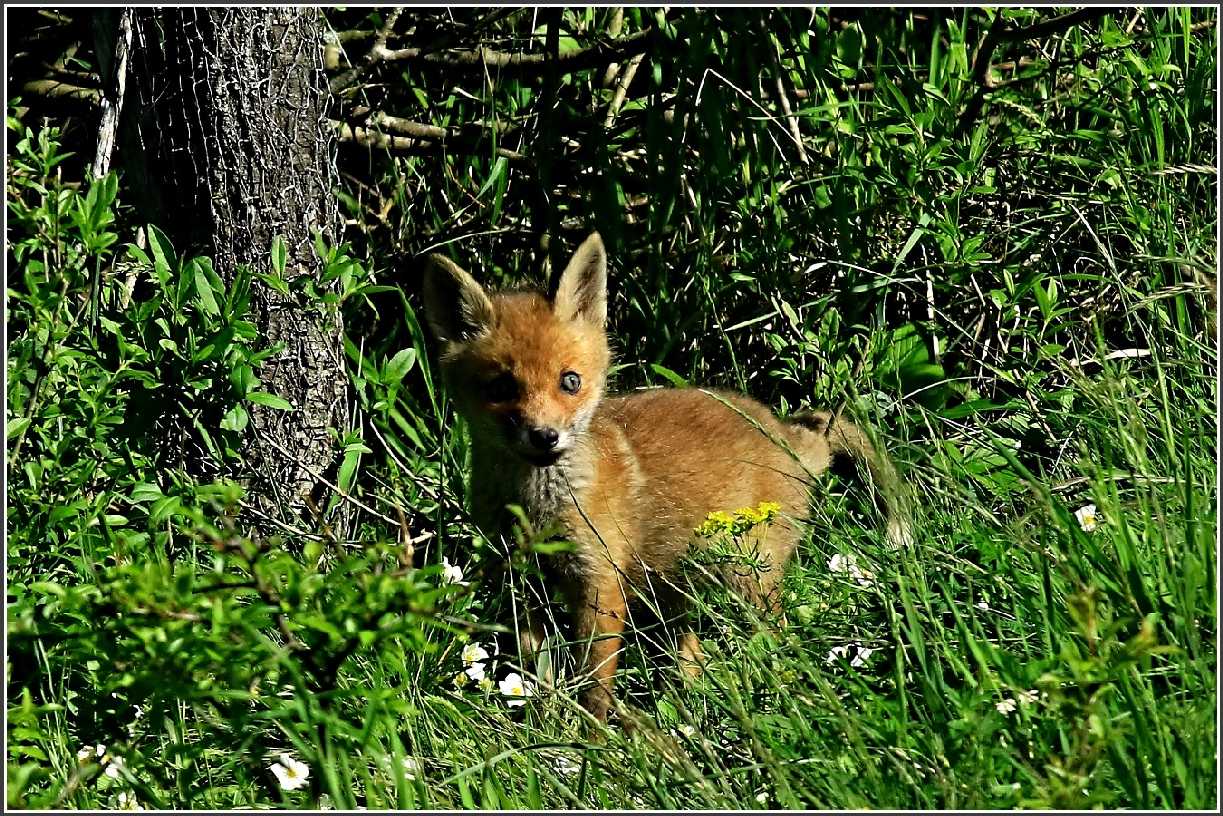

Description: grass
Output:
[6,6,1217,811]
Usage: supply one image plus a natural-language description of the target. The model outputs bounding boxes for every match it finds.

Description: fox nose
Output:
[527,426,560,451]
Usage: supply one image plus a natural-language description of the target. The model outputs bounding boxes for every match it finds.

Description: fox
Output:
[423,232,912,724]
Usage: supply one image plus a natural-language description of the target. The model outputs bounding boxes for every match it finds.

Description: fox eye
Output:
[485,373,518,403]
[559,371,581,395]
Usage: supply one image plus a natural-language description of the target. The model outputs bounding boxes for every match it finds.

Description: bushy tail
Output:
[788,410,914,548]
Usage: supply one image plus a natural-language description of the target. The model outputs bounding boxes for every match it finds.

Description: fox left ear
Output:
[422,254,495,344]
[552,232,607,327]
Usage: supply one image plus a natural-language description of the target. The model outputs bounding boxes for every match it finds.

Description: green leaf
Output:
[129,482,164,503]
[271,235,288,278]
[220,403,249,432]
[247,391,293,410]
[649,364,689,388]
[337,447,361,495]
[192,260,221,317]
[146,224,177,288]
[384,348,418,385]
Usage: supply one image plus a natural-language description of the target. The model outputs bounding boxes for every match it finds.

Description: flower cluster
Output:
[75,743,140,808]
[695,501,782,538]
[461,642,491,684]
[995,688,1041,716]
[828,552,875,587]
[75,743,126,780]
[442,556,470,586]
[456,640,533,707]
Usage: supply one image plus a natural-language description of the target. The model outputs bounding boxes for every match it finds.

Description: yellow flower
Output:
[696,502,781,537]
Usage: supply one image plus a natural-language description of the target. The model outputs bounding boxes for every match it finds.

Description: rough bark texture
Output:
[124,8,348,520]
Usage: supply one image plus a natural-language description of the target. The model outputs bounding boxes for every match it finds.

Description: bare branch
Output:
[378,26,657,74]
[21,78,100,105]
[333,121,527,162]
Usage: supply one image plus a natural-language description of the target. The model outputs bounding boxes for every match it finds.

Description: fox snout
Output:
[527,425,560,451]
[507,414,572,466]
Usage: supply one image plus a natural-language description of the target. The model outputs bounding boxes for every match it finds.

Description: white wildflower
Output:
[677,724,696,738]
[401,756,422,780]
[270,752,311,791]
[116,791,142,811]
[1017,689,1039,706]
[103,755,126,779]
[442,557,469,586]
[828,552,874,587]
[1074,504,1099,532]
[499,672,533,707]
[850,646,875,668]
[464,661,487,682]
[550,752,581,776]
[76,746,94,762]
[461,642,489,666]
[755,791,769,804]
[995,698,1017,715]
[117,791,143,810]
[826,644,874,667]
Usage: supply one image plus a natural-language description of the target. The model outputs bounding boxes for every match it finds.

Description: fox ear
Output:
[553,232,607,327]
[422,254,495,343]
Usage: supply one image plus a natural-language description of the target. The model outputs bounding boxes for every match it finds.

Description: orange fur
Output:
[423,233,911,723]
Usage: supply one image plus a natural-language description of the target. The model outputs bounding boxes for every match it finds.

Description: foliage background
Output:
[6,6,1218,810]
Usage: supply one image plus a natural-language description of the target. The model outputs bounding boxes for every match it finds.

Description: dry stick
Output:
[600,7,627,89]
[379,26,656,74]
[359,110,513,140]
[21,78,100,104]
[91,9,132,179]
[333,121,528,162]
[327,6,403,92]
[956,7,1112,135]
[772,68,809,166]
[603,51,643,130]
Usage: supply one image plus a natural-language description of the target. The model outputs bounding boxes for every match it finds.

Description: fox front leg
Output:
[571,580,628,724]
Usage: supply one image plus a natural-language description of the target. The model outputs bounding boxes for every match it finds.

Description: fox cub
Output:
[424,233,911,723]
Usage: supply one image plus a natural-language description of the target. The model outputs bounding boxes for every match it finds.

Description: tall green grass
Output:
[7,7,1216,810]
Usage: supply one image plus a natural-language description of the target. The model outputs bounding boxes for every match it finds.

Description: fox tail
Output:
[788,410,914,548]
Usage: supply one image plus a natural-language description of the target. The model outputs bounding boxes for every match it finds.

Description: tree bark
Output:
[123,8,349,521]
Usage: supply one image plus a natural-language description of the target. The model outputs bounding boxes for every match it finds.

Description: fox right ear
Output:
[422,255,495,343]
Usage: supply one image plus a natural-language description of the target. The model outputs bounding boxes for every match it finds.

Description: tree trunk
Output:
[123,8,349,522]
